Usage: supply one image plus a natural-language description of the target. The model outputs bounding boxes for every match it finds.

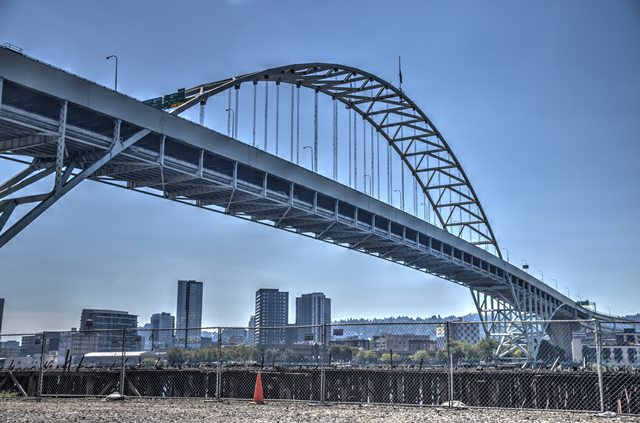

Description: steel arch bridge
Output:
[174,63,500,256]
[0,47,626,360]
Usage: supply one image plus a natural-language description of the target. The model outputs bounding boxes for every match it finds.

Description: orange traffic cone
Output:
[253,372,265,404]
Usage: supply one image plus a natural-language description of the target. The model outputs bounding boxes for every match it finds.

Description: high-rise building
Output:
[0,298,4,334]
[176,280,203,349]
[254,289,288,346]
[295,292,331,343]
[80,309,142,351]
[150,312,175,350]
[247,315,255,345]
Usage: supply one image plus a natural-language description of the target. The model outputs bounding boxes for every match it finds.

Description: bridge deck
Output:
[0,47,619,326]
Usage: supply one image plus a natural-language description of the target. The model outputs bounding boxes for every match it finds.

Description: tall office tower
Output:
[247,315,255,345]
[176,280,203,349]
[150,312,175,350]
[254,289,288,346]
[295,292,331,343]
[0,298,4,334]
[80,309,142,351]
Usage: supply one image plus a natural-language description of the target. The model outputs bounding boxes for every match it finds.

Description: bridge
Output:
[0,46,626,360]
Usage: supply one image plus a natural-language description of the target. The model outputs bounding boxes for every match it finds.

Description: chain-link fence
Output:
[1,319,638,415]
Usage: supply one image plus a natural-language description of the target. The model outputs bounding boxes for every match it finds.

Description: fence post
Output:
[37,331,46,398]
[216,327,222,400]
[119,328,126,396]
[446,321,453,407]
[320,323,326,404]
[595,319,605,412]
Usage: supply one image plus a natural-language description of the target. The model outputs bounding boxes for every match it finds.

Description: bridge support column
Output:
[0,126,150,248]
[546,320,585,359]
[472,288,546,362]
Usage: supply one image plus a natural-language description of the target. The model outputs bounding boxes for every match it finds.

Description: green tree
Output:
[409,349,436,363]
[476,338,499,362]
[329,346,355,362]
[165,348,185,363]
[222,345,260,362]
[450,341,478,364]
[379,352,393,363]
[355,349,379,364]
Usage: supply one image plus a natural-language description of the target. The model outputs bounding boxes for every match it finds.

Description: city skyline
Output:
[0,281,558,336]
[0,0,639,335]
[1,282,396,335]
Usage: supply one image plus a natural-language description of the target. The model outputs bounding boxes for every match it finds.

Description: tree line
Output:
[163,337,568,366]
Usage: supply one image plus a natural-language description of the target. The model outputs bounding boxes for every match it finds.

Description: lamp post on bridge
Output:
[364,174,372,196]
[537,269,544,282]
[551,278,558,291]
[420,202,428,223]
[394,189,404,211]
[105,55,118,91]
[225,108,235,138]
[502,248,510,263]
[303,146,315,172]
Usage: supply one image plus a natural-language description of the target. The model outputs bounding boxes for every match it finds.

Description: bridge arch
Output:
[172,64,502,257]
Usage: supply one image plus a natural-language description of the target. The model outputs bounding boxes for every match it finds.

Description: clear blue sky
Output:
[0,0,638,334]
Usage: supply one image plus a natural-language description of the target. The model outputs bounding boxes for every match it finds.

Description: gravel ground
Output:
[1,398,639,423]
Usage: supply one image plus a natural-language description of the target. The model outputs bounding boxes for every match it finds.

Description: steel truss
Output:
[0,80,150,247]
[172,64,501,256]
[1,55,627,360]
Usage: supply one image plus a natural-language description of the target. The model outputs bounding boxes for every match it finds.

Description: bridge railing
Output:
[1,320,639,415]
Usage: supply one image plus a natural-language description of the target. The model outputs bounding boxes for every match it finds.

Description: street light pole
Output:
[393,189,403,210]
[303,146,314,172]
[364,174,372,195]
[502,248,510,263]
[551,278,558,291]
[225,108,235,138]
[420,202,428,222]
[106,55,118,91]
[537,269,544,282]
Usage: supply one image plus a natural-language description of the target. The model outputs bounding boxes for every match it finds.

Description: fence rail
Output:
[1,319,639,415]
